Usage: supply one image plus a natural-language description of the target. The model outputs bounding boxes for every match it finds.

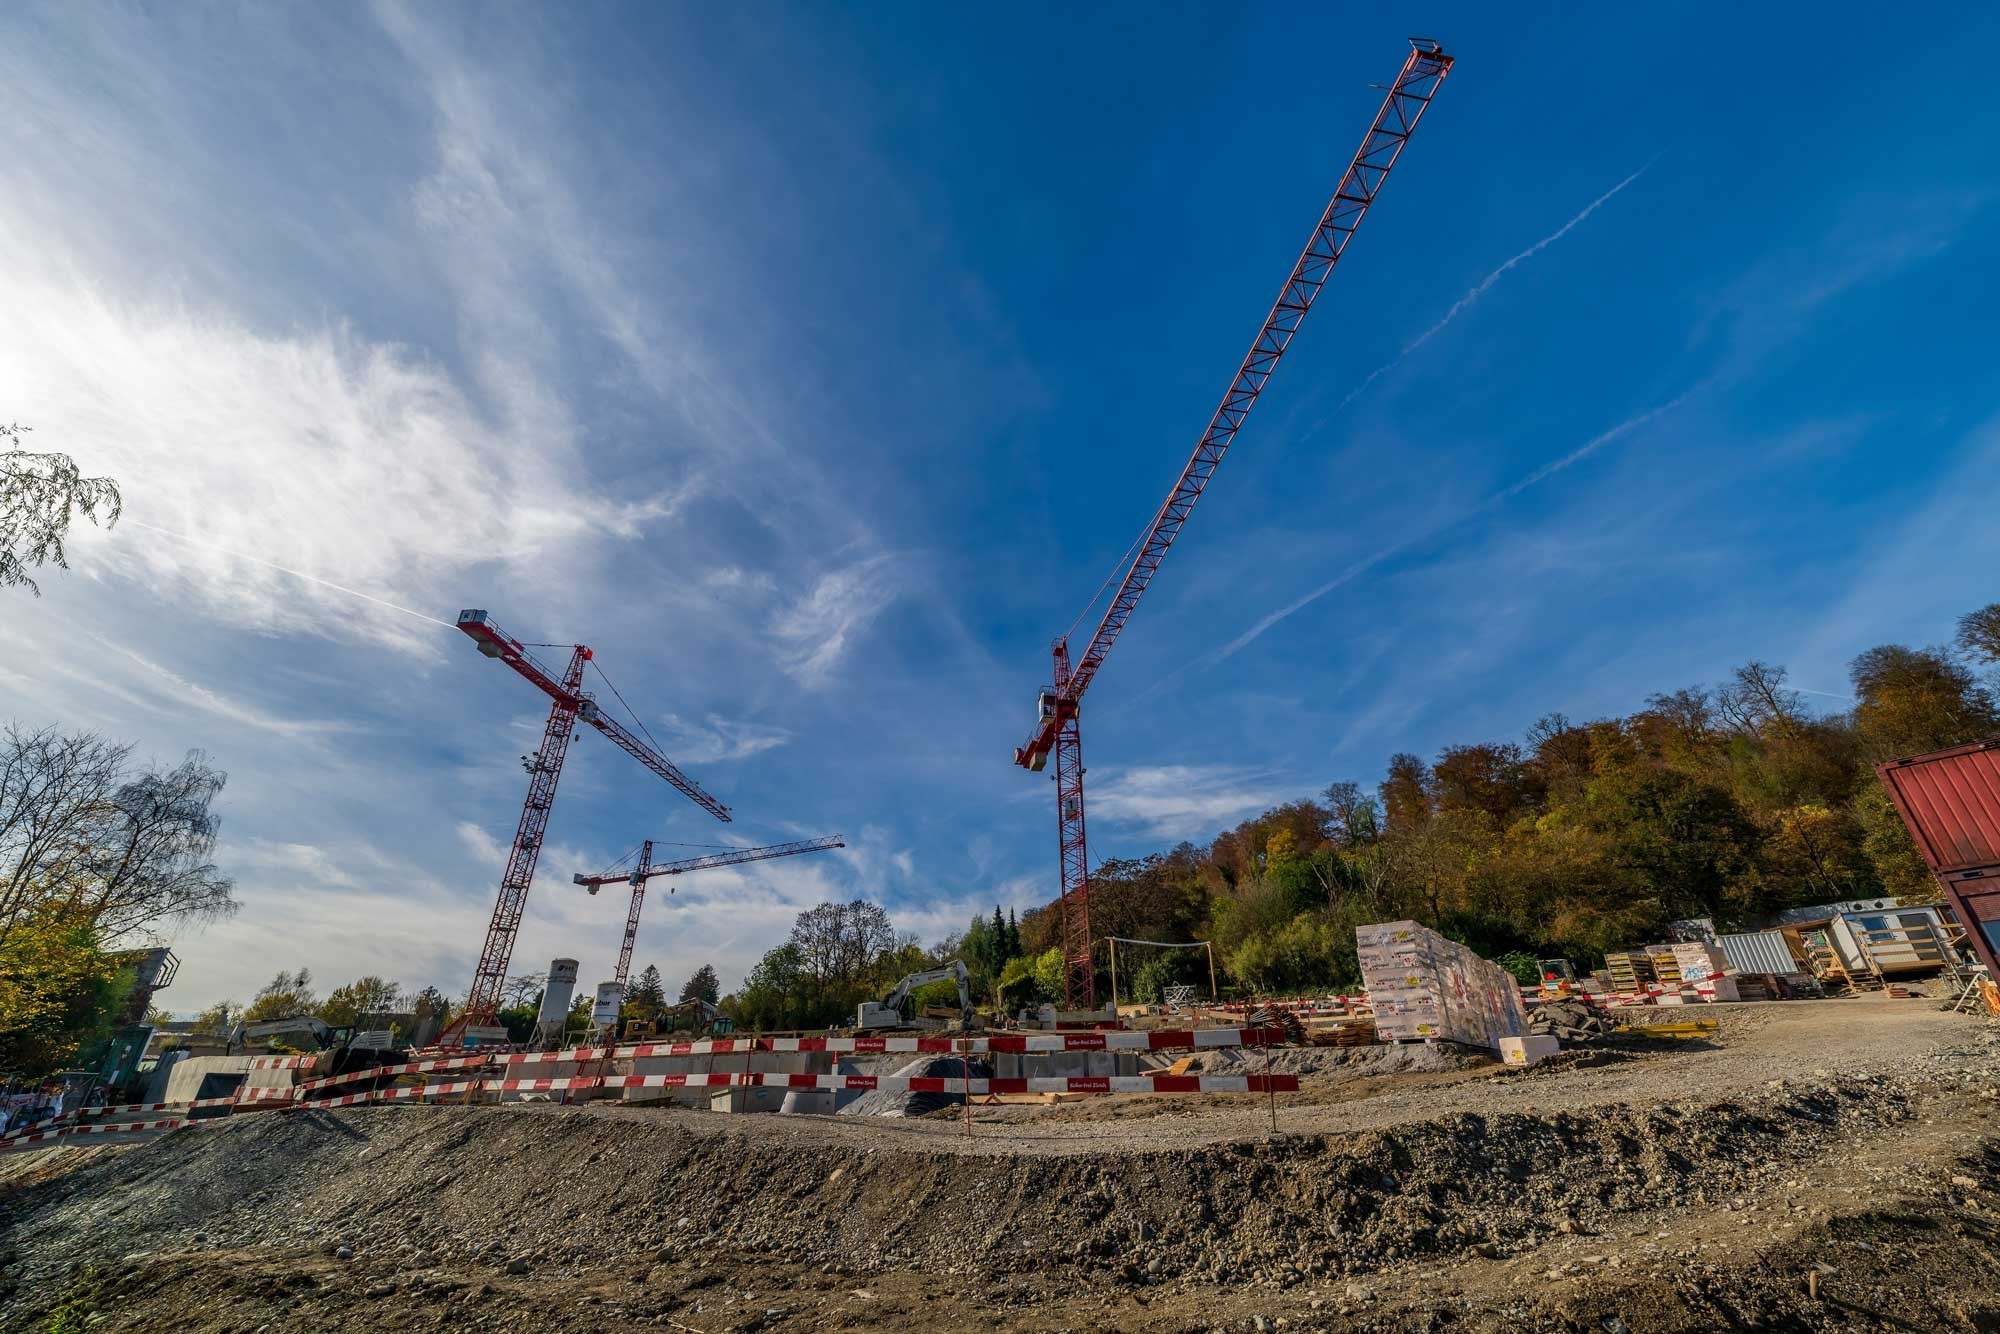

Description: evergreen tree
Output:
[678,963,721,1004]
[991,906,1009,963]
[627,965,667,1014]
[1007,908,1021,961]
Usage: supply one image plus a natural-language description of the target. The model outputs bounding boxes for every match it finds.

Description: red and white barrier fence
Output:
[2,1025,1309,1153]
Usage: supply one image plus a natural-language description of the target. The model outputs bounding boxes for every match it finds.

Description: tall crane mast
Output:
[1012,40,1455,1010]
[574,836,847,986]
[441,609,732,1046]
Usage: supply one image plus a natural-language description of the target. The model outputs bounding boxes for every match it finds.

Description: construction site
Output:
[6,25,2000,1334]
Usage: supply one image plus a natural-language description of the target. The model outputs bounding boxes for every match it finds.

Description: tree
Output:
[1379,753,1432,832]
[1322,780,1380,847]
[962,913,998,979]
[0,909,128,1073]
[0,424,121,595]
[625,964,666,1015]
[1006,908,1021,961]
[678,963,720,1004]
[1957,602,2000,664]
[409,986,451,1024]
[241,968,317,1022]
[192,999,241,1034]
[0,727,236,944]
[500,972,546,1010]
[789,900,896,992]
[1432,742,1540,827]
[1717,661,1809,740]
[1850,644,1997,758]
[321,976,401,1027]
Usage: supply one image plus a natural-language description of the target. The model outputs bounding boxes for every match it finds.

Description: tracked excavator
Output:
[855,961,974,1033]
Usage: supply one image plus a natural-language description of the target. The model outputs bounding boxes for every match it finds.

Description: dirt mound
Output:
[7,1013,1996,1331]
[0,1075,1932,1302]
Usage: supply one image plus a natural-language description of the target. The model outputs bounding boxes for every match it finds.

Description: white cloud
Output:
[655,714,792,765]
[772,556,902,687]
[1086,764,1292,842]
[0,250,658,655]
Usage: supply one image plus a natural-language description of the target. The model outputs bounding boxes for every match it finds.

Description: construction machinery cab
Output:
[857,961,974,1032]
[1538,959,1578,1000]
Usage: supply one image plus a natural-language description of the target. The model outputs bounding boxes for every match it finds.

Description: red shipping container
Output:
[1877,740,2000,977]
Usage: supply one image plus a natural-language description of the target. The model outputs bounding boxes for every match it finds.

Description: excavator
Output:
[224,1016,399,1079]
[855,962,974,1033]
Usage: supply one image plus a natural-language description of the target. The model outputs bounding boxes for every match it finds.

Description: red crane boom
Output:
[574,836,847,986]
[442,609,732,1045]
[1012,40,1454,1010]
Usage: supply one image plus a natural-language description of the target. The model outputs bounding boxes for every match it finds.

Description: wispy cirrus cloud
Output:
[1332,161,1654,414]
[1086,763,1292,842]
[1135,389,1699,704]
[771,555,903,688]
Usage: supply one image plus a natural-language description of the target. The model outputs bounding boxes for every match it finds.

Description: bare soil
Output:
[4,998,1998,1332]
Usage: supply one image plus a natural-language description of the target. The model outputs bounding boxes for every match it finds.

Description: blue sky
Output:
[4,4,1996,1009]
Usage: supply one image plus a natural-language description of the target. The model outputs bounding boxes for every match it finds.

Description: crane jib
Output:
[1014,41,1454,1013]
[1013,41,1452,769]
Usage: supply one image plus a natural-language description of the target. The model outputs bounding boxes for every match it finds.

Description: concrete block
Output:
[1499,1035,1561,1067]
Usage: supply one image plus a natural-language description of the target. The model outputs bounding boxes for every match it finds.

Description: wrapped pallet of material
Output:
[1356,921,1530,1051]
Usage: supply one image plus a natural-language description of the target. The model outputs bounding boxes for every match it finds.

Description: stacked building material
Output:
[1356,921,1528,1050]
[1603,951,1656,996]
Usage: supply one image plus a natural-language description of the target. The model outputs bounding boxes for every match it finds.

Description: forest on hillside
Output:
[994,601,2000,1002]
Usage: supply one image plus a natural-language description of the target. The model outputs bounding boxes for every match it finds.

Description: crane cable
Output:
[590,659,673,762]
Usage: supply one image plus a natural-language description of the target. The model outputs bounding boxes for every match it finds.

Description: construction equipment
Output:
[440,610,732,1046]
[573,836,845,986]
[1538,959,1578,1000]
[1010,41,1455,1009]
[224,1016,338,1054]
[639,997,723,1037]
[857,962,973,1032]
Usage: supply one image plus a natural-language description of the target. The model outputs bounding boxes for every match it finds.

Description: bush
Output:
[1128,951,1209,1004]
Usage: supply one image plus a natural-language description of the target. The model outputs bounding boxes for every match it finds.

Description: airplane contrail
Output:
[1130,387,1699,705]
[124,518,455,628]
[1334,160,1656,413]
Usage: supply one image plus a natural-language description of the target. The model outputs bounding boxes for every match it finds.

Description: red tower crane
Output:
[574,836,847,986]
[1012,40,1455,1010]
[440,609,732,1046]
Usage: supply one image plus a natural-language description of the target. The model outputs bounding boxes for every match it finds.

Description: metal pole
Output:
[1263,1026,1277,1136]
[1206,942,1218,1002]
[1108,939,1119,1014]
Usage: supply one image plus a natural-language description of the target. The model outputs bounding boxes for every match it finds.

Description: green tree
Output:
[241,968,317,1022]
[1031,946,1065,1002]
[677,963,720,1004]
[996,953,1044,1007]
[320,976,401,1027]
[0,424,122,595]
[627,965,667,1015]
[0,908,128,1074]
[191,999,242,1035]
